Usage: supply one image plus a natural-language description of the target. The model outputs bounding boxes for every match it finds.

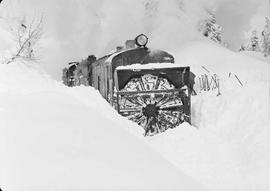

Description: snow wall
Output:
[0,62,208,191]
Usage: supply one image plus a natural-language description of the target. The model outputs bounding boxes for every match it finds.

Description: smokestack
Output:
[125,40,135,49]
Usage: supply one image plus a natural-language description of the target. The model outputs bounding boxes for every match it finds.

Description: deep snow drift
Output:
[0,63,207,191]
[1,0,269,190]
[148,41,270,191]
[240,51,270,64]
[1,41,269,191]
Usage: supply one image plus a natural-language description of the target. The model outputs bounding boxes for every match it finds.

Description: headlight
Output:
[135,34,148,47]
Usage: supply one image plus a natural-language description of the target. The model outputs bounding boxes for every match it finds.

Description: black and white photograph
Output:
[0,0,270,190]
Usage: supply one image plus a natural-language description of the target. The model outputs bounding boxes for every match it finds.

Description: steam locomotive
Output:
[62,34,191,136]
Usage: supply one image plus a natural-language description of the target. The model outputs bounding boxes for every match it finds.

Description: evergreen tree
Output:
[199,10,223,44]
[261,17,270,57]
[209,23,222,43]
[239,44,246,51]
[247,30,260,51]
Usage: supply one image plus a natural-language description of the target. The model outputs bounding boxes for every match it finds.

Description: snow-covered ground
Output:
[1,41,269,191]
[1,1,270,190]
[147,42,270,191]
[240,50,270,64]
[0,62,207,191]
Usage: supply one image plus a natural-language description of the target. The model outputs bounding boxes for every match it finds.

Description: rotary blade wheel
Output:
[118,74,186,136]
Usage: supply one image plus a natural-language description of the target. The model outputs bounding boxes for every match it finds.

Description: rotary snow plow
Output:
[115,65,191,136]
[62,34,191,136]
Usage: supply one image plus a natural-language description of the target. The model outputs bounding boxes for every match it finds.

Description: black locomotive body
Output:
[63,35,191,135]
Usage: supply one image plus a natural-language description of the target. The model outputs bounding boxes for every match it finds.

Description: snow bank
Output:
[147,41,270,191]
[149,83,270,191]
[175,41,270,92]
[0,63,207,191]
[239,51,270,64]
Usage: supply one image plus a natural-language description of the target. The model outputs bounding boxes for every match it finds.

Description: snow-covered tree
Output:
[239,44,246,51]
[4,15,44,64]
[261,17,270,57]
[199,10,223,44]
[144,0,159,17]
[240,30,261,52]
[245,30,260,51]
[210,23,222,43]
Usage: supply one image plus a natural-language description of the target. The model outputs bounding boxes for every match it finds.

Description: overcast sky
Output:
[216,0,269,50]
[0,0,269,78]
[1,0,268,48]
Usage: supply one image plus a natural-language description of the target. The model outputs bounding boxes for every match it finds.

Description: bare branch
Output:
[4,14,44,64]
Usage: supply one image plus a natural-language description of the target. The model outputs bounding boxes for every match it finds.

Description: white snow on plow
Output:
[116,62,182,70]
